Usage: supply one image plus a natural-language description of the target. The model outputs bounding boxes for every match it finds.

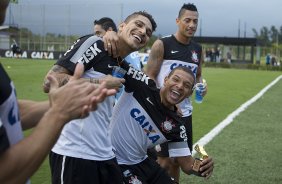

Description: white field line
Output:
[192,75,282,155]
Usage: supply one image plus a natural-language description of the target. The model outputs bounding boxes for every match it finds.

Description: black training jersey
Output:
[0,63,23,154]
[156,35,202,116]
[56,34,118,75]
[111,62,191,165]
[52,35,119,161]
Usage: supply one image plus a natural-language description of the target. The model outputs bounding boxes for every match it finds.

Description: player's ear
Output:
[176,18,180,26]
[163,76,168,86]
[188,83,196,96]
[118,22,126,32]
[188,88,194,96]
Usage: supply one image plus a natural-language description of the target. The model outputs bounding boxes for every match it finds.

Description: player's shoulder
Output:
[160,34,173,41]
[190,39,202,49]
[79,34,103,43]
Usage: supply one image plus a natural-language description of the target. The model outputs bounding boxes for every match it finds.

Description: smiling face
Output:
[160,68,195,109]
[118,15,153,51]
[176,9,198,39]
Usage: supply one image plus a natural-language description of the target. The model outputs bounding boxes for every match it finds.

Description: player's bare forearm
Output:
[196,52,204,83]
[145,40,164,85]
[0,109,66,184]
[18,100,49,130]
[175,156,194,175]
[43,65,71,93]
[85,76,124,93]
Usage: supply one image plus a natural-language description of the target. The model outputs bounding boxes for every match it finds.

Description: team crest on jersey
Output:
[191,51,199,63]
[129,176,142,184]
[161,118,176,133]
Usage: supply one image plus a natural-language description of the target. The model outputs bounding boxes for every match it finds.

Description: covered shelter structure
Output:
[192,36,258,64]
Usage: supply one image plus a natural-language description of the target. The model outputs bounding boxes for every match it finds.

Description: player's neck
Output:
[174,32,192,45]
[160,90,174,111]
[117,40,135,58]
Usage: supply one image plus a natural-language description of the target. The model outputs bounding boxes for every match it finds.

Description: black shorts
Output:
[119,157,174,184]
[156,115,192,157]
[49,151,123,184]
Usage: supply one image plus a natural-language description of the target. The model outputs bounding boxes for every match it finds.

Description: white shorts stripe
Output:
[60,155,66,184]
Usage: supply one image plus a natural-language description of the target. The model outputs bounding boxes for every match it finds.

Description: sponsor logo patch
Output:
[130,108,160,144]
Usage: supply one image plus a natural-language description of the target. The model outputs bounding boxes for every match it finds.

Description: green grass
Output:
[192,68,281,142]
[1,58,281,183]
[1,58,55,101]
[181,75,282,183]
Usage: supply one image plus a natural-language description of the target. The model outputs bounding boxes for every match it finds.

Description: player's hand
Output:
[103,30,119,57]
[199,157,214,179]
[201,79,208,97]
[99,74,125,90]
[47,63,116,121]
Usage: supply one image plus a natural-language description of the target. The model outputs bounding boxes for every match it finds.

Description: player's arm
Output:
[196,49,208,96]
[119,60,156,93]
[43,64,72,93]
[18,100,49,130]
[175,156,214,178]
[144,39,164,83]
[0,108,68,184]
[96,75,125,90]
[196,49,204,83]
[0,64,116,184]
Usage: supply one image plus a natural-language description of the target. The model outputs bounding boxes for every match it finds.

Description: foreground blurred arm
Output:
[0,64,116,184]
[43,64,124,93]
[18,100,49,130]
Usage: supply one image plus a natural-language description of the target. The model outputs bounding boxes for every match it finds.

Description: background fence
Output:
[3,3,123,51]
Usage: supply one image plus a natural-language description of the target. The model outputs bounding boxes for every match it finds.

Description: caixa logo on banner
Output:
[1,49,64,60]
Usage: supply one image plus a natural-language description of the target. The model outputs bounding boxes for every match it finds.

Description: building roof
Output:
[192,36,257,46]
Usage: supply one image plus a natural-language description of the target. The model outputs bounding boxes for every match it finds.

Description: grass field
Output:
[181,75,282,183]
[1,58,282,183]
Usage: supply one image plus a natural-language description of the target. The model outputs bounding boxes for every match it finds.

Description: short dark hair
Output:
[124,11,157,32]
[94,17,117,32]
[168,66,195,87]
[178,3,198,18]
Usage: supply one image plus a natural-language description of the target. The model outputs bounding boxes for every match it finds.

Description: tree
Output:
[252,26,281,46]
[269,26,278,43]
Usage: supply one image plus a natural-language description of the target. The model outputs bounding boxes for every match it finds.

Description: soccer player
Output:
[110,63,214,183]
[93,17,142,102]
[43,11,157,184]
[93,17,117,37]
[145,3,207,182]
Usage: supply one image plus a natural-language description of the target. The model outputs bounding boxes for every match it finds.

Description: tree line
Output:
[252,25,282,46]
[13,25,281,51]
